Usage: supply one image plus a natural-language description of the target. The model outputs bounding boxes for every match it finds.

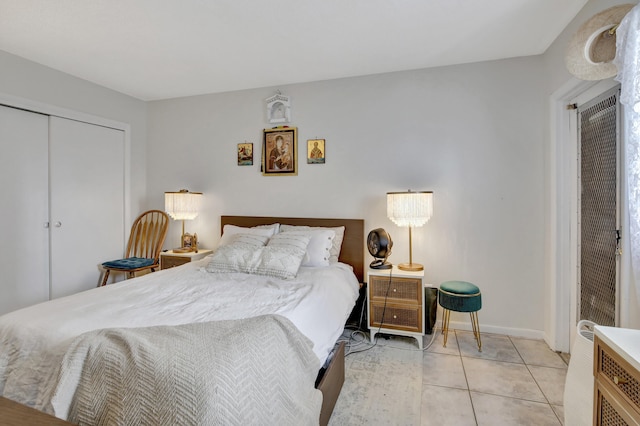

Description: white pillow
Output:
[218,224,278,247]
[280,225,345,263]
[206,245,262,274]
[256,244,308,279]
[266,232,313,252]
[226,233,270,248]
[278,230,334,267]
[254,223,281,233]
[206,234,309,279]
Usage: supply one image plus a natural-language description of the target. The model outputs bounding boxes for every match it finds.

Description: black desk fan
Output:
[367,228,393,269]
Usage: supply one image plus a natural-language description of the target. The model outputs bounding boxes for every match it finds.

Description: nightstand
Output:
[367,265,425,349]
[593,326,640,425]
[160,249,213,270]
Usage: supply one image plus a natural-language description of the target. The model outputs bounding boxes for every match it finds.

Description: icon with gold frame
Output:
[176,232,198,253]
[237,142,253,166]
[307,139,325,164]
[262,127,297,176]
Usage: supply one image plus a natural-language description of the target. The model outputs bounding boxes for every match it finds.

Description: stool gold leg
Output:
[442,308,451,347]
[470,311,482,352]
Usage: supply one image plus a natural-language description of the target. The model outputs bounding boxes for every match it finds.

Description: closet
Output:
[0,104,125,315]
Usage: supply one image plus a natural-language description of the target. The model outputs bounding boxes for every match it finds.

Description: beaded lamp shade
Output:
[164,189,202,252]
[387,191,433,271]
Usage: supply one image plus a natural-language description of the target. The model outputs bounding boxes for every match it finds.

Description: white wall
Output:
[147,56,547,337]
[0,50,148,216]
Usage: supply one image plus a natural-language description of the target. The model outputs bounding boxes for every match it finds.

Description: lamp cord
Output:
[373,268,394,343]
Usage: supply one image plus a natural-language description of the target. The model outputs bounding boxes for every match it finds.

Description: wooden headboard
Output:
[221,216,364,283]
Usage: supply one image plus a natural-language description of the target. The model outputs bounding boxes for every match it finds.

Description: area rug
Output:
[328,333,423,425]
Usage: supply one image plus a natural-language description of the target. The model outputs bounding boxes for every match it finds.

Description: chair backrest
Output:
[125,210,169,262]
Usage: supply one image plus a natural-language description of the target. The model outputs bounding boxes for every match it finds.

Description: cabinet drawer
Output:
[596,380,640,426]
[161,256,190,270]
[369,302,422,333]
[596,339,640,417]
[369,275,421,303]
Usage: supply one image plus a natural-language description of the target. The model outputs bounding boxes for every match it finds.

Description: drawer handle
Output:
[393,288,397,292]
[393,315,397,319]
[613,376,628,385]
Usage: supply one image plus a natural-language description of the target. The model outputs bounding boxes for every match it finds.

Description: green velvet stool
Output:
[438,280,482,351]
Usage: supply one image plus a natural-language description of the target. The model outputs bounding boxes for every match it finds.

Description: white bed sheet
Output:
[0,258,359,410]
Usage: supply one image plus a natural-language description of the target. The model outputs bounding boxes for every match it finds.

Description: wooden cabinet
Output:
[594,327,640,425]
[160,249,213,270]
[367,266,425,349]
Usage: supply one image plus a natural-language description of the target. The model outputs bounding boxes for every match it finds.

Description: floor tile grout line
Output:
[509,334,548,401]
[523,363,564,425]
[468,389,557,405]
[455,329,480,426]
[460,354,526,366]
[509,335,564,425]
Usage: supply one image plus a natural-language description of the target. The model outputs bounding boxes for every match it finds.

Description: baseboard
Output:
[437,320,545,340]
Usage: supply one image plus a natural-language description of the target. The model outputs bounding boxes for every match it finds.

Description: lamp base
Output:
[398,262,424,272]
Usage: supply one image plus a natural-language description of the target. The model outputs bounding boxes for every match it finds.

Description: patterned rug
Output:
[328,331,424,425]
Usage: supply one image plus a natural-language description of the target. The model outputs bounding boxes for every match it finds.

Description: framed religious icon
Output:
[178,232,198,253]
[237,142,253,166]
[307,139,325,164]
[262,127,297,176]
[266,93,291,124]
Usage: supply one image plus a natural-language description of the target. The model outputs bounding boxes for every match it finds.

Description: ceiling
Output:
[0,0,589,101]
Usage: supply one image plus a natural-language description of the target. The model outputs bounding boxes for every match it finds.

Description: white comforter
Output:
[0,258,359,411]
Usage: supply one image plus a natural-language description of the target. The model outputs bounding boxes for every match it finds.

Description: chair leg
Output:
[101,270,110,287]
[442,308,451,348]
[470,311,482,352]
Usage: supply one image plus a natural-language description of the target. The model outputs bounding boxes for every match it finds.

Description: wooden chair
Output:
[100,210,169,286]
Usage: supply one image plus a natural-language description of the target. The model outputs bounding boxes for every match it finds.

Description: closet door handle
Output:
[54,221,62,228]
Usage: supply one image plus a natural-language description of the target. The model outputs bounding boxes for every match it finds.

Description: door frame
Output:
[0,91,131,256]
[548,77,628,352]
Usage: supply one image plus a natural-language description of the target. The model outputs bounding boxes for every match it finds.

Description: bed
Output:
[0,215,364,425]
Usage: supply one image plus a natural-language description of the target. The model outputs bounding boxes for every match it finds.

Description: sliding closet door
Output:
[0,105,50,315]
[49,117,125,298]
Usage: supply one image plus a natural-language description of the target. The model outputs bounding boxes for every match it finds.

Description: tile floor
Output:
[329,328,570,425]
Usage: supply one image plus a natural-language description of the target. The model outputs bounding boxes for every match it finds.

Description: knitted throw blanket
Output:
[49,315,322,425]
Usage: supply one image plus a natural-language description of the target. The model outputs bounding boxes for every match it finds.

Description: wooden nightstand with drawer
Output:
[160,249,213,270]
[594,326,640,425]
[367,266,425,349]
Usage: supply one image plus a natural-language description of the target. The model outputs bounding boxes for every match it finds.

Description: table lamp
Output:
[387,190,433,271]
[164,189,202,253]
